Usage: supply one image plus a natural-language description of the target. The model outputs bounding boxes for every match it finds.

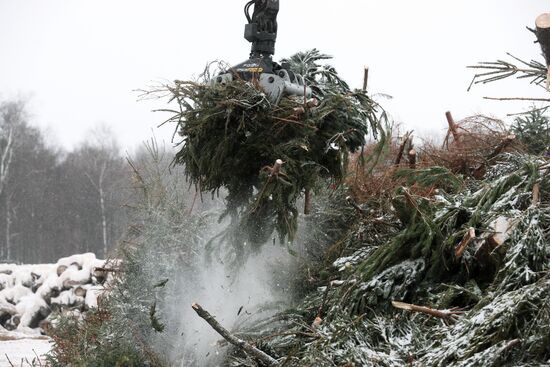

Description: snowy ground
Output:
[0,335,51,366]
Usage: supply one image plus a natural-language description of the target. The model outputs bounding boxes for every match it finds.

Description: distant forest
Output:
[0,99,136,263]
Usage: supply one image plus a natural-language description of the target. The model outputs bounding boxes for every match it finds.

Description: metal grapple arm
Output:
[212,0,312,105]
[244,0,279,58]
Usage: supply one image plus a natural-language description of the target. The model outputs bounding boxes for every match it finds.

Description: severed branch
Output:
[467,55,546,90]
[363,66,369,92]
[392,301,464,325]
[446,111,461,145]
[191,303,279,367]
[395,131,413,165]
[252,159,288,212]
[408,148,417,169]
[532,183,541,207]
[455,227,476,259]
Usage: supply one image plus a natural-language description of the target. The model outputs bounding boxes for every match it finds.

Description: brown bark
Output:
[536,14,550,66]
[363,66,369,92]
[395,132,412,165]
[532,183,541,207]
[446,111,460,145]
[408,149,417,169]
[392,301,463,324]
[536,14,550,89]
[304,188,312,215]
[191,303,279,366]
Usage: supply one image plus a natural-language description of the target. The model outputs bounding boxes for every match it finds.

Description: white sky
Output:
[0,0,548,150]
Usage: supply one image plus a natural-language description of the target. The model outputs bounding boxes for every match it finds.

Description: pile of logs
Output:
[0,253,114,335]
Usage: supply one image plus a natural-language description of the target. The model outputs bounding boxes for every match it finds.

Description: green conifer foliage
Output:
[511,107,550,155]
[163,50,382,244]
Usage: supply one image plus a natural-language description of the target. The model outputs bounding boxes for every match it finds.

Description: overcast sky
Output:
[0,0,548,151]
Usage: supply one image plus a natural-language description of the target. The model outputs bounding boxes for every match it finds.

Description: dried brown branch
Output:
[422,114,516,178]
[191,303,279,366]
[446,111,461,145]
[392,301,464,325]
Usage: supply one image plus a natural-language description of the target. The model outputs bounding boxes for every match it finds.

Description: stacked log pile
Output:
[0,253,113,335]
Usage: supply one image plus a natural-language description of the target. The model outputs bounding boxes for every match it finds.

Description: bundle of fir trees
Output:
[155,49,382,245]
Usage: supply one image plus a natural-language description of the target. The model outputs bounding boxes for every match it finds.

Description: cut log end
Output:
[391,301,413,311]
[536,13,550,29]
[74,286,87,298]
[56,265,68,277]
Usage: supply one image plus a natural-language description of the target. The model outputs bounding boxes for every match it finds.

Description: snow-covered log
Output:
[0,253,112,336]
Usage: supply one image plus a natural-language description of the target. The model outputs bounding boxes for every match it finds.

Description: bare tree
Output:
[78,124,125,257]
[0,101,26,260]
[0,102,22,197]
[0,104,132,263]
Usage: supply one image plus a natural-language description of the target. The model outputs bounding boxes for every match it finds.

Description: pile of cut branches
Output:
[225,153,550,367]
[148,50,383,244]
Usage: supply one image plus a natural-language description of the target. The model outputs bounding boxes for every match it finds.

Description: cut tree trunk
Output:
[536,14,550,66]
[445,111,460,145]
[408,149,417,169]
[536,13,550,88]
